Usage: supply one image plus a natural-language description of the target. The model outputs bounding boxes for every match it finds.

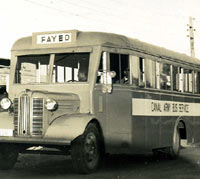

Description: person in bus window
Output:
[78,70,87,82]
[121,68,129,84]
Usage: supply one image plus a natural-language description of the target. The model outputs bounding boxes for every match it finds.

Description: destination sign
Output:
[36,33,72,44]
[132,98,200,116]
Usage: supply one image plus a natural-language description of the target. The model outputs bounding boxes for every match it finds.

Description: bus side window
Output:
[96,54,103,83]
[110,53,120,84]
[110,53,129,84]
[145,59,156,88]
[194,71,200,93]
[130,56,145,87]
[184,69,189,92]
[120,54,129,84]
[130,55,139,86]
[156,61,160,89]
[139,57,145,86]
[179,67,184,92]
[172,66,179,91]
[189,70,194,93]
[160,63,171,90]
[184,69,193,93]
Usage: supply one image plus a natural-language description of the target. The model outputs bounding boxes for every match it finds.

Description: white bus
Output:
[0,30,200,173]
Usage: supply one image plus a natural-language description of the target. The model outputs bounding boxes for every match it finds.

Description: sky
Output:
[1,0,200,59]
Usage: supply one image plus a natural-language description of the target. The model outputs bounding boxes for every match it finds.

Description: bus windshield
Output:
[15,53,90,84]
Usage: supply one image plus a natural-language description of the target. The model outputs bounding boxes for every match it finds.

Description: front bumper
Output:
[0,136,71,146]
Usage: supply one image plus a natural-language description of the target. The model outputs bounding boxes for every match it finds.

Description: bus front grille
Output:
[13,96,44,137]
[13,98,19,136]
[32,98,43,136]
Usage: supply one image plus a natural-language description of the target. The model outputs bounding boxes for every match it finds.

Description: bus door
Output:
[94,52,132,153]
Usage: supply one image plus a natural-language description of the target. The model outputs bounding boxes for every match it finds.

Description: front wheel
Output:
[0,144,19,170]
[71,123,103,174]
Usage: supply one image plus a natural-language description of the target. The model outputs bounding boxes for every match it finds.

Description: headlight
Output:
[0,98,12,110]
[44,98,57,111]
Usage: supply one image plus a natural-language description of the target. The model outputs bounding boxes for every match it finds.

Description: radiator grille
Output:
[19,95,30,135]
[13,98,19,136]
[32,98,43,136]
[13,96,44,137]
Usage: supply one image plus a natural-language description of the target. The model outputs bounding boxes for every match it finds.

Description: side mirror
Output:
[109,71,116,78]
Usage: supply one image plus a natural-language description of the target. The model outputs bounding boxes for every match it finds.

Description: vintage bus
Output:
[0,30,200,173]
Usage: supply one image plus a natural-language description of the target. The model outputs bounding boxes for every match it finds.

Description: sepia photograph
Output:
[0,0,200,178]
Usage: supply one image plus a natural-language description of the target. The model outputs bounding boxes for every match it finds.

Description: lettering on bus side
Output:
[151,102,162,112]
[151,102,189,113]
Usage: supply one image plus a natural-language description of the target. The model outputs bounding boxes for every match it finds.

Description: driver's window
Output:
[110,53,129,84]
[96,52,129,85]
[96,52,108,84]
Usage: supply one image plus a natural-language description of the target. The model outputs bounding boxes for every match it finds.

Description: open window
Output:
[160,63,171,90]
[130,56,145,87]
[172,66,179,91]
[194,71,200,94]
[145,59,156,88]
[109,53,129,85]
[184,69,193,93]
[179,67,184,92]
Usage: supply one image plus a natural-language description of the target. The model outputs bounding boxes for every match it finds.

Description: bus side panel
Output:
[189,97,200,144]
[131,91,162,152]
[131,116,146,153]
[173,95,195,145]
[160,93,174,148]
[105,89,132,154]
[193,116,200,144]
[131,116,164,152]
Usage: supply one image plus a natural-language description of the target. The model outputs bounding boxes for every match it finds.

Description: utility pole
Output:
[187,16,195,57]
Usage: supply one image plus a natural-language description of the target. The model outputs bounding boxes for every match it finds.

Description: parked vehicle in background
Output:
[0,58,10,107]
[0,30,200,174]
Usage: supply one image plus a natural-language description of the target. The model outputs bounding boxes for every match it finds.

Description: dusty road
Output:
[0,146,200,179]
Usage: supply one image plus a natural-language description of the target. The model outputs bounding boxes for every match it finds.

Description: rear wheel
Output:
[0,144,19,170]
[71,123,102,174]
[168,125,180,159]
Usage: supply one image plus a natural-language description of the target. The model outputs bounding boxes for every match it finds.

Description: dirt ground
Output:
[0,146,200,179]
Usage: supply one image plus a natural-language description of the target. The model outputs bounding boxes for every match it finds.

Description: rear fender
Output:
[44,114,95,141]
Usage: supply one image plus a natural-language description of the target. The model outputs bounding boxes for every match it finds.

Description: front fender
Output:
[0,112,13,129]
[44,113,95,141]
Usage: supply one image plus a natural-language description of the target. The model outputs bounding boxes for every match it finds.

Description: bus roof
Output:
[11,30,200,66]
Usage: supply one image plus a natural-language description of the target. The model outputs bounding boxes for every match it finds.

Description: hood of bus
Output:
[9,83,91,114]
[10,85,90,138]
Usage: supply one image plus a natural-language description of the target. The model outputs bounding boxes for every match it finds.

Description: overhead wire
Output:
[23,0,119,29]
[60,0,128,22]
[23,0,200,52]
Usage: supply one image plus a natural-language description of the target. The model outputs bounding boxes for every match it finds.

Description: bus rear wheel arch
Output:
[168,120,186,159]
[153,120,186,160]
[71,122,104,174]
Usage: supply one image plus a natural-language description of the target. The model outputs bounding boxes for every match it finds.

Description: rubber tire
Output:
[168,127,180,160]
[71,123,102,174]
[0,144,19,170]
